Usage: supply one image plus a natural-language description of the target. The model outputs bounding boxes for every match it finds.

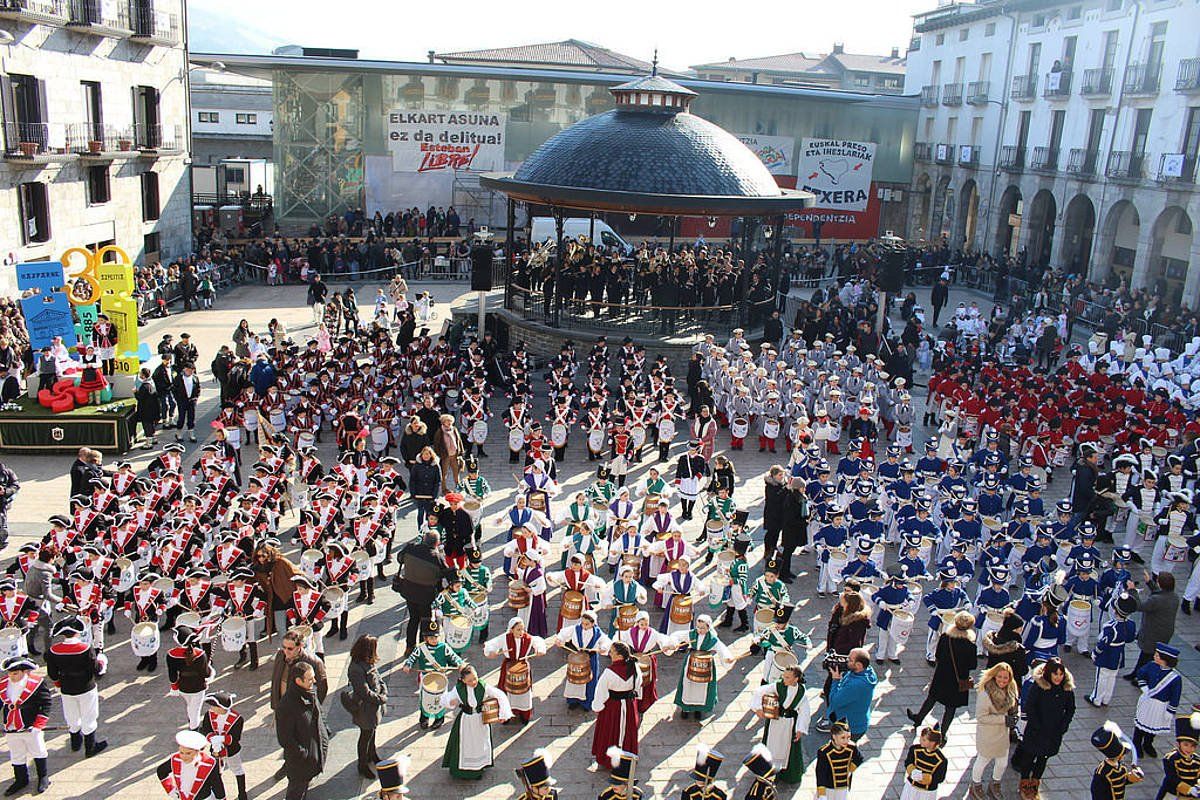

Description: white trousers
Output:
[1066,628,1090,654]
[925,628,940,661]
[877,627,905,660]
[1185,558,1200,602]
[311,302,325,325]
[971,752,1007,783]
[181,690,205,730]
[223,752,245,776]
[61,688,99,735]
[5,730,45,765]
[1089,666,1119,706]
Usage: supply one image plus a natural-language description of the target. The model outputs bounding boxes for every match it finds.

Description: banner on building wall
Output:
[385,110,507,174]
[796,138,877,212]
[735,134,795,176]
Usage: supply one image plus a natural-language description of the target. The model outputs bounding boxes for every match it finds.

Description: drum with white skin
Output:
[630,425,646,450]
[370,426,389,452]
[220,616,248,652]
[471,420,489,445]
[324,586,348,617]
[658,418,676,444]
[508,427,524,452]
[420,672,448,717]
[0,628,25,661]
[243,409,259,432]
[588,428,605,454]
[551,423,568,448]
[826,549,849,583]
[890,609,915,643]
[300,549,323,579]
[226,427,243,450]
[763,418,780,439]
[1067,599,1092,636]
[445,615,473,650]
[131,621,160,657]
[731,418,749,439]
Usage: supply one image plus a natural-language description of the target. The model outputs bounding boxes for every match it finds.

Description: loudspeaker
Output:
[470,246,494,291]
[878,248,906,294]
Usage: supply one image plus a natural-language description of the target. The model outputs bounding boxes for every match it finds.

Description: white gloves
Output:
[910,770,924,783]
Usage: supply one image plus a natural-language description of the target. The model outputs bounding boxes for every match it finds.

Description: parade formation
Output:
[1,263,1200,800]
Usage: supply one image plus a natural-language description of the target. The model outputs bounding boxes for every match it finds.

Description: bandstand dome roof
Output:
[481,67,813,216]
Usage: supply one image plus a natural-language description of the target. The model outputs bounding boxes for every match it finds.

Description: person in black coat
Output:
[44,617,107,758]
[275,661,329,800]
[906,611,978,734]
[68,449,104,500]
[762,467,788,559]
[408,449,441,529]
[762,310,784,346]
[347,635,387,779]
[134,369,158,449]
[1013,658,1076,796]
[171,364,202,442]
[778,480,809,582]
[1071,446,1100,522]
[392,532,447,654]
[930,278,949,326]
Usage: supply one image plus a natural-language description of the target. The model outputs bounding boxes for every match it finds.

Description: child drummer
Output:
[400,619,465,729]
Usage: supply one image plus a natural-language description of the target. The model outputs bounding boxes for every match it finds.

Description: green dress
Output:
[673,629,727,714]
[440,681,494,780]
[762,680,807,783]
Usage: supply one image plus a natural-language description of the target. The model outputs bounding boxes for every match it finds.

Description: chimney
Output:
[427,49,436,63]
[833,42,844,55]
[891,46,900,59]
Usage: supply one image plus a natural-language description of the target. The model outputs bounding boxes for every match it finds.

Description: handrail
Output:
[507,284,736,313]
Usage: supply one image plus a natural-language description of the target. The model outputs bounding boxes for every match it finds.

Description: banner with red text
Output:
[385,110,507,174]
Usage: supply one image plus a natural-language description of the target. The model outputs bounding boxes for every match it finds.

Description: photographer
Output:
[825,647,877,741]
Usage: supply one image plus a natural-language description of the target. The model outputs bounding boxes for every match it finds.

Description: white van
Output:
[529,216,632,256]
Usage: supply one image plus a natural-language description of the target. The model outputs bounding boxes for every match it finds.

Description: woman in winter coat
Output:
[821,589,871,710]
[232,319,253,359]
[1013,658,1075,800]
[762,466,788,557]
[134,367,158,449]
[409,446,442,528]
[400,419,432,474]
[347,635,387,779]
[983,610,1028,684]
[778,479,808,582]
[969,662,1019,799]
[906,610,978,735]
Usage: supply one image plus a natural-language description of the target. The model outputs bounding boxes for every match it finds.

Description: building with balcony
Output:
[905,0,1200,304]
[0,0,189,275]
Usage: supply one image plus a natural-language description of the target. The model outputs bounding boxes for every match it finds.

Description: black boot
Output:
[84,732,107,758]
[1183,598,1192,616]
[480,625,489,642]
[325,620,339,637]
[339,612,349,640]
[735,609,750,632]
[477,448,488,458]
[4,765,27,796]
[236,774,248,800]
[234,646,250,669]
[718,608,734,628]
[32,759,47,795]
[69,732,82,752]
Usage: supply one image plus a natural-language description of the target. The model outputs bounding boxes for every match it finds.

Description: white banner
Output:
[385,110,506,174]
[797,138,877,212]
[735,134,795,176]
[1162,153,1186,178]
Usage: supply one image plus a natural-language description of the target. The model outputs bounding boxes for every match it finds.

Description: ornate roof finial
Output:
[652,49,658,76]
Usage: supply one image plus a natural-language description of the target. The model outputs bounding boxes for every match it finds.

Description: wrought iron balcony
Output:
[966,81,990,104]
[1106,150,1145,181]
[942,83,963,106]
[1123,64,1160,96]
[1081,68,1113,96]
[1011,75,1036,100]
[1030,146,1059,171]
[1066,148,1099,177]
[999,145,1025,171]
[920,85,939,107]
[1043,70,1071,98]
[1176,58,1200,92]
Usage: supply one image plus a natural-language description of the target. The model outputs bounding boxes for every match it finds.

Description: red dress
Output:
[590,659,641,768]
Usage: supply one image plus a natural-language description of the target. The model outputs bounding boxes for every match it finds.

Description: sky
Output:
[187,0,933,68]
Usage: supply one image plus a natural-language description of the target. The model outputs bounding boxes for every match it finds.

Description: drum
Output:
[463,497,482,524]
[896,424,913,448]
[658,418,676,444]
[527,491,547,513]
[705,519,726,537]
[1152,445,1168,459]
[763,418,780,439]
[471,420,488,445]
[764,649,798,684]
[226,427,243,450]
[642,494,661,516]
[0,628,25,661]
[827,549,849,583]
[370,425,389,452]
[707,578,729,609]
[1067,599,1092,635]
[176,611,202,633]
[685,651,714,683]
[634,652,654,682]
[551,423,568,448]
[669,594,694,626]
[220,616,248,652]
[445,615,473,650]
[153,577,176,595]
[616,604,639,632]
[504,659,531,695]
[761,691,781,720]
[508,581,530,609]
[979,609,1005,642]
[297,431,316,451]
[620,553,642,573]
[630,425,646,450]
[981,516,1002,532]
[420,672,448,716]
[939,610,958,630]
[481,697,501,724]
[470,591,490,628]
[324,586,347,617]
[300,549,323,578]
[731,418,749,439]
[560,590,585,622]
[269,409,286,429]
[131,621,160,657]
[114,557,136,593]
[244,408,259,431]
[753,608,775,636]
[566,650,592,685]
[1166,535,1188,563]
[350,549,372,576]
[890,610,915,644]
[588,428,606,454]
[508,428,525,452]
